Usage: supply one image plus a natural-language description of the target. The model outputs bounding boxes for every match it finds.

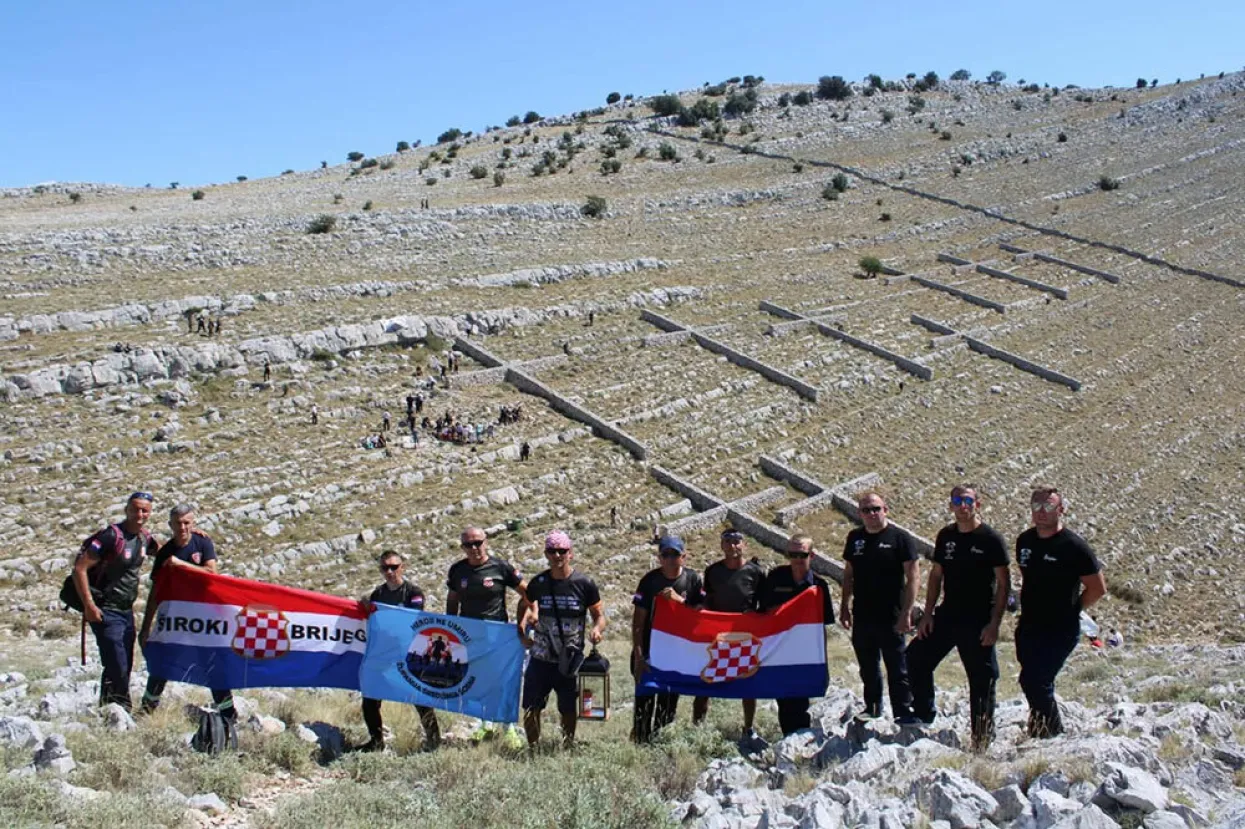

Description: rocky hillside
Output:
[2,70,1244,827]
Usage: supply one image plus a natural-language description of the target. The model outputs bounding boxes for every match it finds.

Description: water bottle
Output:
[1078,611,1099,638]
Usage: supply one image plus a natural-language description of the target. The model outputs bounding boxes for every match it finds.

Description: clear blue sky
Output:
[2,0,1240,188]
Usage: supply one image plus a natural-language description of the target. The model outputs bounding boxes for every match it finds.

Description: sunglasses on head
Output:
[129,491,154,503]
[951,495,976,507]
[1031,501,1059,513]
[659,550,682,559]
[860,505,884,514]
[545,548,571,556]
[381,563,401,572]
[786,552,810,560]
[462,539,485,549]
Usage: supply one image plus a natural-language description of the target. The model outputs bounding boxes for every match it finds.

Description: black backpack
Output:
[190,707,238,755]
[59,524,151,612]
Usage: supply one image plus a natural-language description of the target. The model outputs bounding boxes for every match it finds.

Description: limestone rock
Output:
[1098,763,1168,813]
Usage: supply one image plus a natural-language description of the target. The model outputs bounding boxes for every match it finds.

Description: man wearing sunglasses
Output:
[906,485,1009,748]
[446,526,529,746]
[72,490,159,712]
[758,534,835,735]
[693,528,766,741]
[1015,487,1105,738]
[519,530,606,748]
[839,491,918,723]
[631,535,704,743]
[356,551,440,752]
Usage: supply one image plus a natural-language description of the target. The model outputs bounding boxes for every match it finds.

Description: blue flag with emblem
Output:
[359,604,525,723]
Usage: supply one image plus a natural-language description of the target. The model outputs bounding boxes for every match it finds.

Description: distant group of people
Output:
[69,483,1103,754]
[189,314,223,336]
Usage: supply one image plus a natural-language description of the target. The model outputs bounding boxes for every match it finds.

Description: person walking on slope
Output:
[906,484,1009,749]
[839,491,919,724]
[1015,486,1105,738]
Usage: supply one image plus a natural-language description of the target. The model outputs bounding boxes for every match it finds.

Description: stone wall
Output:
[504,368,649,459]
[976,264,1069,299]
[964,337,1083,391]
[912,276,1007,314]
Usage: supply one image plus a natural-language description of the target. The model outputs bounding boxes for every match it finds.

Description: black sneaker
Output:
[895,715,926,727]
[357,736,385,753]
[853,709,880,723]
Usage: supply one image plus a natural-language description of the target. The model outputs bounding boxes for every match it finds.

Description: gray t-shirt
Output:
[526,570,600,663]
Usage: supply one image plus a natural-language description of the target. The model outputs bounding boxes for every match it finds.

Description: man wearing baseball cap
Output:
[631,535,704,743]
[693,527,765,741]
[519,530,606,748]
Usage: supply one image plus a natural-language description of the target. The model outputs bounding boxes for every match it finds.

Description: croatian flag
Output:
[143,566,368,690]
[359,604,526,723]
[638,588,828,699]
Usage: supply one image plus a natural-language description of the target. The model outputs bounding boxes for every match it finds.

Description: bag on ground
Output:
[190,707,238,755]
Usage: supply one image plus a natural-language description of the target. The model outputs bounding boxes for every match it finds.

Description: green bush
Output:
[987,70,1006,85]
[606,91,621,104]
[658,142,679,161]
[866,74,884,89]
[600,159,622,175]
[1098,175,1121,191]
[359,158,379,169]
[791,90,813,107]
[191,190,205,200]
[581,195,607,218]
[396,140,410,152]
[859,256,884,277]
[723,89,757,116]
[831,173,849,193]
[346,151,364,162]
[939,130,952,140]
[879,212,892,221]
[821,183,839,201]
[469,165,488,179]
[332,193,343,204]
[362,200,373,211]
[307,215,337,234]
[816,75,852,100]
[1057,132,1068,142]
[777,92,791,107]
[950,69,971,81]
[69,191,82,203]
[237,175,247,181]
[378,159,395,170]
[881,109,895,124]
[649,94,683,116]
[437,127,462,144]
[505,115,521,127]
[425,177,438,185]
[493,171,505,187]
[522,111,541,124]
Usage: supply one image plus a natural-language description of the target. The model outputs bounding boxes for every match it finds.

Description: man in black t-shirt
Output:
[1016,486,1105,738]
[519,530,606,748]
[138,503,236,720]
[73,491,159,712]
[446,526,529,745]
[692,528,765,739]
[839,491,918,723]
[357,551,440,752]
[631,535,704,743]
[758,534,835,736]
[906,485,1009,748]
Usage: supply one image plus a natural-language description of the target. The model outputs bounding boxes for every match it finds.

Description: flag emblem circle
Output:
[701,632,762,683]
[231,605,291,659]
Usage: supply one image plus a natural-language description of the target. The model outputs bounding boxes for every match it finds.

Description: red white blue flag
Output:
[638,588,828,699]
[143,567,368,690]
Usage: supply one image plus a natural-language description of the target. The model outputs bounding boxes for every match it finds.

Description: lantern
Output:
[577,648,611,720]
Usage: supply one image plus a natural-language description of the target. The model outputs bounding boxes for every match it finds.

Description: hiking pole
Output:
[80,617,86,665]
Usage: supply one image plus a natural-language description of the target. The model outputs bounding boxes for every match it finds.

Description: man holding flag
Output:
[758,534,835,735]
[631,535,703,743]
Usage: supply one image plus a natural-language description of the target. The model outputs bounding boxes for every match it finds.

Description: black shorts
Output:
[522,657,578,715]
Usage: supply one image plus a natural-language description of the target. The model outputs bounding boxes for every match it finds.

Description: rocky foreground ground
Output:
[2,69,1245,826]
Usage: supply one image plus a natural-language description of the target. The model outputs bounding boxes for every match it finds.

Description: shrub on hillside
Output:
[649,94,683,117]
[469,165,488,179]
[347,151,364,162]
[600,159,622,175]
[493,171,505,187]
[831,173,849,193]
[505,115,521,127]
[396,141,410,152]
[362,200,373,211]
[987,70,1006,85]
[1098,175,1121,191]
[581,195,607,218]
[606,91,621,104]
[379,160,395,170]
[68,192,81,203]
[859,256,884,278]
[360,158,379,169]
[307,215,337,234]
[821,184,839,201]
[437,128,462,144]
[881,109,895,124]
[792,90,813,107]
[950,69,971,81]
[658,142,679,161]
[816,75,852,101]
[191,190,205,200]
[237,175,247,182]
[523,111,542,124]
[723,89,757,116]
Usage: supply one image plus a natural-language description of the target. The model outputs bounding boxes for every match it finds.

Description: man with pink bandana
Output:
[519,530,606,748]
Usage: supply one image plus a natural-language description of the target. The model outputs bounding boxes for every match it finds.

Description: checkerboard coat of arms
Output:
[232,605,291,659]
[700,631,762,683]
